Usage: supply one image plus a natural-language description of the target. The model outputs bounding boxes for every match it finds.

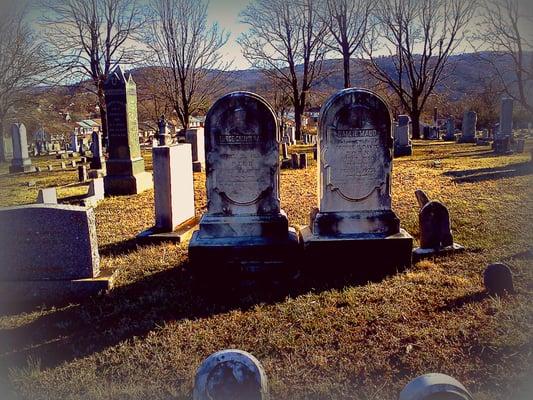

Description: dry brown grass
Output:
[0,141,532,400]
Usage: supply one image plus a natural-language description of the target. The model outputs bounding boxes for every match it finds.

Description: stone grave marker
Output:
[394,114,412,156]
[156,115,172,146]
[193,349,269,400]
[1,134,14,162]
[484,263,514,294]
[70,132,79,152]
[299,153,307,169]
[400,373,474,400]
[458,111,477,143]
[78,165,88,182]
[185,127,205,172]
[89,131,106,174]
[494,98,513,154]
[0,204,115,302]
[36,188,58,204]
[291,153,299,169]
[443,117,455,141]
[103,66,153,195]
[412,189,463,259]
[189,91,298,274]
[281,143,288,160]
[9,123,35,173]
[300,88,413,276]
[138,142,196,242]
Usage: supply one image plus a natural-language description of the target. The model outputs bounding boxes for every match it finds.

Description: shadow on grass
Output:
[0,261,386,374]
[443,161,532,183]
[436,291,488,312]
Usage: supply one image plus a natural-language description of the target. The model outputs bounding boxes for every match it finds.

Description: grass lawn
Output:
[0,141,532,400]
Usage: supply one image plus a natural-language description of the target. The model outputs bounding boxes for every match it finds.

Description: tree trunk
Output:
[97,84,108,147]
[411,112,421,139]
[294,108,303,141]
[343,50,351,88]
[0,117,5,163]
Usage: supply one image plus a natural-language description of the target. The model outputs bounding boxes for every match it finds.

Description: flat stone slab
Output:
[300,227,413,277]
[413,243,465,260]
[137,217,199,243]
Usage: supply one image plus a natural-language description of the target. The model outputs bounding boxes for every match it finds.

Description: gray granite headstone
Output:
[300,88,413,275]
[444,117,455,141]
[193,349,268,400]
[90,131,106,172]
[394,115,412,156]
[9,123,35,173]
[185,128,205,172]
[458,111,476,143]
[189,91,298,271]
[499,98,513,136]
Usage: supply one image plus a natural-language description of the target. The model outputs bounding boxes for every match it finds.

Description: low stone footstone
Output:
[26,180,36,187]
[188,91,299,276]
[193,349,268,400]
[82,178,105,207]
[137,143,197,243]
[36,188,57,204]
[300,88,413,277]
[484,263,514,295]
[458,111,477,143]
[103,66,153,195]
[78,165,88,182]
[0,204,115,303]
[61,161,66,170]
[185,127,205,172]
[71,160,76,167]
[291,153,299,169]
[399,373,473,400]
[47,165,53,171]
[36,166,43,172]
[9,123,35,173]
[413,189,464,259]
[299,153,307,169]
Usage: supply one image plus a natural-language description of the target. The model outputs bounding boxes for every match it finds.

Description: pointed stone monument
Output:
[300,88,413,277]
[103,66,152,195]
[89,131,106,174]
[9,123,35,173]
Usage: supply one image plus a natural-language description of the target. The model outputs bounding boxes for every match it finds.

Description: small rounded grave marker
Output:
[483,262,514,294]
[193,349,268,400]
[399,373,473,400]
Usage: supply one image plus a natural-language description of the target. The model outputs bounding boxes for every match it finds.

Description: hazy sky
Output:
[11,0,533,71]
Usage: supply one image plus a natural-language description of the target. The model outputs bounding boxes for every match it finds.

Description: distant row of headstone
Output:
[392,97,522,157]
[192,349,474,400]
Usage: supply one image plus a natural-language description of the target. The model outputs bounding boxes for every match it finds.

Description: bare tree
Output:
[0,4,52,161]
[365,0,476,139]
[42,0,145,139]
[238,0,329,140]
[143,0,231,131]
[321,0,374,88]
[475,0,533,114]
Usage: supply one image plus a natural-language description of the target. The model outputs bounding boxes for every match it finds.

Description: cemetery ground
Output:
[0,141,532,400]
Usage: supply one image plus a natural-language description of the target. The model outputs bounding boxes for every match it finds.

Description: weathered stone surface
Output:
[515,138,525,153]
[193,349,268,400]
[484,263,514,294]
[152,143,195,231]
[78,165,88,182]
[299,153,307,169]
[301,88,412,275]
[1,134,14,162]
[458,111,477,143]
[394,115,412,157]
[36,188,57,204]
[157,115,172,146]
[189,91,298,272]
[0,204,100,281]
[499,98,513,136]
[82,178,105,207]
[9,123,35,173]
[103,66,152,195]
[413,190,464,259]
[281,143,288,159]
[291,153,299,169]
[399,373,474,400]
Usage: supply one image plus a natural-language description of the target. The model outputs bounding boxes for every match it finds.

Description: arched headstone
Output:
[399,373,474,400]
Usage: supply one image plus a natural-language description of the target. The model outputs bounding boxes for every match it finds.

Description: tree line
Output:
[0,0,532,153]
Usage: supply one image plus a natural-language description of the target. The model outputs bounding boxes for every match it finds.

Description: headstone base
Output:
[394,145,412,157]
[0,268,116,305]
[300,226,413,278]
[104,171,153,195]
[493,136,513,154]
[413,242,465,261]
[476,138,491,146]
[189,214,299,275]
[442,134,455,141]
[9,163,36,173]
[137,216,199,244]
[457,135,476,143]
[192,161,203,172]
